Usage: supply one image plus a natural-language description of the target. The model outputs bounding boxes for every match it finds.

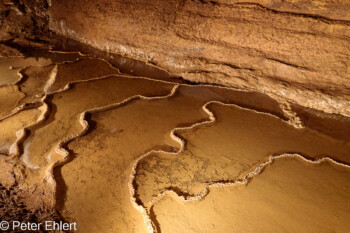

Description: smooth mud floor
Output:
[0,45,349,233]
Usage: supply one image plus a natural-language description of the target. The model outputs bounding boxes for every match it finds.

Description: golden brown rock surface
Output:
[49,0,350,117]
[0,46,349,233]
[1,1,350,232]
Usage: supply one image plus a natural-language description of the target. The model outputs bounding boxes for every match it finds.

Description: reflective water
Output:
[0,44,349,233]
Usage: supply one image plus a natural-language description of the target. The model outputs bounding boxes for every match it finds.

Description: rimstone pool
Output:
[0,43,349,233]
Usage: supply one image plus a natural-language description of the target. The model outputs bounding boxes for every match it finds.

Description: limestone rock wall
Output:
[0,0,51,41]
[2,0,350,116]
[49,0,350,116]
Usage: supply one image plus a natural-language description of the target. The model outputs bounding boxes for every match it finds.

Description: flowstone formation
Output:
[1,0,350,232]
[0,43,349,232]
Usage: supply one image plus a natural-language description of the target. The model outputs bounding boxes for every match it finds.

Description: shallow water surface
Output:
[0,45,349,233]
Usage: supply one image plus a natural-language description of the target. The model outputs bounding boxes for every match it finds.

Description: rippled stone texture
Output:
[49,0,350,117]
[2,1,350,114]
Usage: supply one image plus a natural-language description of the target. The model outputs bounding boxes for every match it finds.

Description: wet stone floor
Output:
[0,44,349,233]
